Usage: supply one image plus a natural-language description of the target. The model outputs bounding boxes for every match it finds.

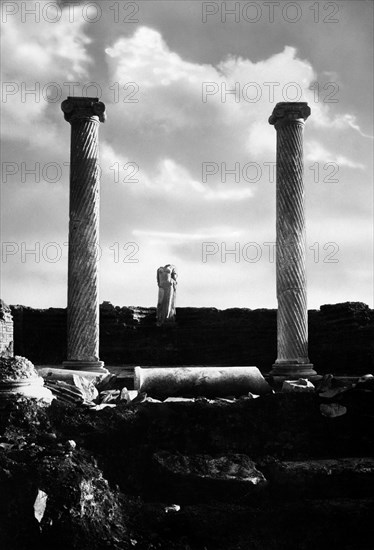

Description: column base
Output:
[269,362,317,381]
[62,360,108,374]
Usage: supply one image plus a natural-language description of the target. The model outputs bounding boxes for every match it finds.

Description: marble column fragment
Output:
[269,102,317,379]
[61,97,108,373]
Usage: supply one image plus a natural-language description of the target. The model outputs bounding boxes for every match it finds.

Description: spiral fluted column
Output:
[61,97,108,373]
[269,102,316,379]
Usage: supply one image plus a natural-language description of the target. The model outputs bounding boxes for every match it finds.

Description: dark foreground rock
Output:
[266,457,374,498]
[0,450,130,550]
[0,399,131,550]
[153,451,267,502]
[0,391,373,549]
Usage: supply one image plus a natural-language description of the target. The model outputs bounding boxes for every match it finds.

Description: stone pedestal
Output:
[61,97,108,373]
[0,376,54,406]
[0,355,54,407]
[269,102,317,380]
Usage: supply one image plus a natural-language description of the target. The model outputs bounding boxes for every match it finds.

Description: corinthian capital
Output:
[269,102,311,126]
[61,97,106,123]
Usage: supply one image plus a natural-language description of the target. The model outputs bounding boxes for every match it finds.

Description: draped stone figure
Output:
[156,265,177,326]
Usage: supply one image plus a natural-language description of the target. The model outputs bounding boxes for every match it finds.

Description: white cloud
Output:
[104,28,369,170]
[101,143,254,202]
[133,228,243,241]
[1,12,91,145]
[306,141,365,169]
[2,19,372,310]
[334,114,373,139]
[311,110,374,138]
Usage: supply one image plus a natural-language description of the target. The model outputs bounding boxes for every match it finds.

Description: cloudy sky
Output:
[1,0,373,310]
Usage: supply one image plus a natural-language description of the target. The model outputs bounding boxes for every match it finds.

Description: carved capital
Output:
[61,97,106,123]
[269,102,311,127]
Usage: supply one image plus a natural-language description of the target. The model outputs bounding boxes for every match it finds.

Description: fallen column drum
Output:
[134,366,272,399]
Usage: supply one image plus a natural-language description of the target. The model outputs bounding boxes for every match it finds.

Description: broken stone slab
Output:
[282,378,315,393]
[154,452,267,485]
[38,367,106,383]
[72,374,98,402]
[45,379,87,405]
[267,458,374,498]
[164,504,180,513]
[216,397,236,403]
[144,397,163,403]
[320,403,347,418]
[164,397,196,403]
[45,374,99,405]
[65,440,77,454]
[247,392,260,399]
[89,403,117,411]
[127,390,139,401]
[129,391,147,405]
[119,387,130,402]
[99,389,120,403]
[153,451,267,502]
[135,366,271,399]
[319,386,350,399]
[195,396,215,403]
[33,489,48,523]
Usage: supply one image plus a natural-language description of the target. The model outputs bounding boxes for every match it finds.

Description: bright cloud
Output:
[104,27,368,169]
[1,13,91,144]
[1,14,372,310]
[306,141,365,169]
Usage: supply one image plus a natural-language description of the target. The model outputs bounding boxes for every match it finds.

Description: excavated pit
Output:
[1,386,373,550]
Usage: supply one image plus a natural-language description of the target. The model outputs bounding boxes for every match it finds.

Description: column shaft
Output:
[67,118,100,362]
[61,97,107,372]
[269,102,316,379]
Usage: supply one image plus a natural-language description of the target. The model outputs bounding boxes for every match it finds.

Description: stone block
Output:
[153,451,267,501]
[282,378,315,393]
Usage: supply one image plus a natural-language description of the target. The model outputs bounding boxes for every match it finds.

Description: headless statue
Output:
[156,264,177,326]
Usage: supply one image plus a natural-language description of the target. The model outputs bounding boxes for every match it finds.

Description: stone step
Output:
[139,497,374,549]
[150,453,374,503]
[266,457,374,499]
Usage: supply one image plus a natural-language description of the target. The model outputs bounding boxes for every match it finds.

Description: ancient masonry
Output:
[269,102,317,379]
[0,300,14,358]
[61,97,108,373]
[56,98,318,378]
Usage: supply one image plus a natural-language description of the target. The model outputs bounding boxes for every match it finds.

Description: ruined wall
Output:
[0,300,14,358]
[10,302,374,375]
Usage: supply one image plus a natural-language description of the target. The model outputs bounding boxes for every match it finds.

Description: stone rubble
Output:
[33,489,48,523]
[153,451,267,499]
[34,370,374,424]
[1,379,374,549]
[315,373,334,393]
[319,386,350,399]
[44,379,87,405]
[282,378,315,393]
[320,403,347,418]
[100,389,121,403]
